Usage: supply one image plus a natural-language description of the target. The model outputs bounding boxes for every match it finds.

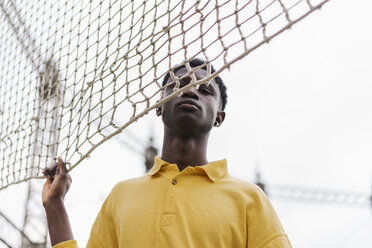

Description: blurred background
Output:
[1,0,371,247]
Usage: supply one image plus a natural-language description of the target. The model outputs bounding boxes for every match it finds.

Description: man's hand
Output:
[42,157,74,245]
[42,157,71,206]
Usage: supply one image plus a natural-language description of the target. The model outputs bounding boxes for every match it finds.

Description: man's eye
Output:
[166,82,184,90]
[199,87,211,95]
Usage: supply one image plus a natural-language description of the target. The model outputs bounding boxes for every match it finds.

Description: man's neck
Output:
[161,131,209,171]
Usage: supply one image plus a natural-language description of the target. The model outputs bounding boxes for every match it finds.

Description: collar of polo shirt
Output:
[148,156,228,182]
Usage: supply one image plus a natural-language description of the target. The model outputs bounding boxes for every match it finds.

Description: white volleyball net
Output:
[0,0,330,190]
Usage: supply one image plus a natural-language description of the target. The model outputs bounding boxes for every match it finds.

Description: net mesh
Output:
[0,0,330,190]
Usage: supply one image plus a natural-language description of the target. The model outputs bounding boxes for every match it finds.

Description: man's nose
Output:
[181,86,199,100]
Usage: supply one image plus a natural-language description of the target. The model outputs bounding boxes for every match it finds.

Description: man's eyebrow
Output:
[200,81,217,94]
[170,70,214,86]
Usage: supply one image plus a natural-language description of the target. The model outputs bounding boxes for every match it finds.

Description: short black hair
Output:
[162,58,228,111]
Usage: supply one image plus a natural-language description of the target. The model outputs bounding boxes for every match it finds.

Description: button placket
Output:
[160,179,177,227]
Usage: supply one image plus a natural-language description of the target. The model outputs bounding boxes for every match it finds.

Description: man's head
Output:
[157,58,227,137]
[161,58,227,111]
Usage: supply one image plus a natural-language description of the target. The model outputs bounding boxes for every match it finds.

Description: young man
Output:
[42,58,292,247]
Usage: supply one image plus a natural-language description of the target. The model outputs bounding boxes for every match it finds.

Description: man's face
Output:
[160,67,224,136]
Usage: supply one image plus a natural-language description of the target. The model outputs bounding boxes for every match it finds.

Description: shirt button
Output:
[172,179,177,185]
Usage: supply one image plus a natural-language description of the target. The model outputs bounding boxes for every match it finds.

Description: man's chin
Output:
[167,116,211,135]
[174,111,201,124]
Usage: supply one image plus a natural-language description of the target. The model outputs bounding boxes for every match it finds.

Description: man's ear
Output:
[155,99,162,116]
[156,106,162,116]
[214,111,225,127]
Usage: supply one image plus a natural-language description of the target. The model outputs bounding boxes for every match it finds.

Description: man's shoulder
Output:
[109,174,151,195]
[220,174,259,188]
[218,174,266,196]
[115,174,151,186]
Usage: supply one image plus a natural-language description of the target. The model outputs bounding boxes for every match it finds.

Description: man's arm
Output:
[42,157,74,246]
[246,185,292,248]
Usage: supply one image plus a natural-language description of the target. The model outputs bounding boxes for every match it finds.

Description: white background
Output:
[1,0,371,247]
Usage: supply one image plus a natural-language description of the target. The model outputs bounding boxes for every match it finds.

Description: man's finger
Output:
[57,157,67,174]
[43,163,58,176]
[44,175,53,186]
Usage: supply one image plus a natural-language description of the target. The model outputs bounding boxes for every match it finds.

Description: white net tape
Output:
[0,0,330,190]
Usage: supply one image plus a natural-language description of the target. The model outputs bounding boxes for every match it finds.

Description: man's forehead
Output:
[174,67,208,78]
[171,67,217,87]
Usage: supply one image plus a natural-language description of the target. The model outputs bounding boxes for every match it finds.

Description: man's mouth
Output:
[177,100,200,110]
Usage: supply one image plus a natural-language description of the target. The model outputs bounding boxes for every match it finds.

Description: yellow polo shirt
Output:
[54,157,291,248]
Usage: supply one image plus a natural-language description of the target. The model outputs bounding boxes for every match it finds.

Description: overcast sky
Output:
[1,0,372,247]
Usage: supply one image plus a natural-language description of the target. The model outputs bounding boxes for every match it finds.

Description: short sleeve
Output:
[262,235,292,248]
[52,240,78,248]
[86,189,119,248]
[246,186,292,248]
